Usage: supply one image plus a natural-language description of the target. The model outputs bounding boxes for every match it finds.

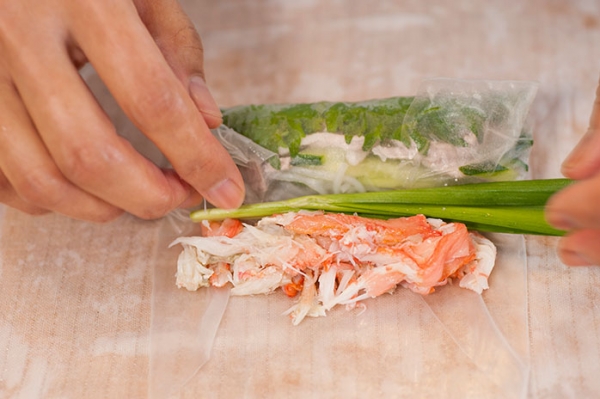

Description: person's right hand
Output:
[0,0,245,223]
[545,77,600,266]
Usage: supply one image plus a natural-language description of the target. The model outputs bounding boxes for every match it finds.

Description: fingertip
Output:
[87,208,125,224]
[544,175,600,231]
[560,128,600,179]
[557,230,600,266]
[150,168,197,217]
[560,149,586,179]
[560,161,579,179]
[560,157,588,179]
[200,109,224,130]
[178,189,204,209]
[189,75,223,129]
[544,191,577,231]
[545,209,577,231]
[203,114,224,130]
[558,247,594,266]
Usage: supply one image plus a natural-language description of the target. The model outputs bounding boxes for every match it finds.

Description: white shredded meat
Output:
[171,211,497,325]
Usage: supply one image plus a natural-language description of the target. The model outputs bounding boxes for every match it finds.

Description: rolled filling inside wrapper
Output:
[218,78,538,202]
[171,212,497,325]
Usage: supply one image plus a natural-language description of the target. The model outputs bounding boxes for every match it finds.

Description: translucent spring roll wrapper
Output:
[149,212,231,399]
[217,79,538,203]
[165,230,529,398]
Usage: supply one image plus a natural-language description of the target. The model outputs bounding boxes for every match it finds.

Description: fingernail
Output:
[189,75,223,121]
[205,179,244,209]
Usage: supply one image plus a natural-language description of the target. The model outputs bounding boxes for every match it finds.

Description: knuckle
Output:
[127,78,187,126]
[0,172,48,215]
[170,26,205,62]
[129,177,183,220]
[175,157,215,185]
[58,141,124,183]
[173,25,203,48]
[13,168,66,208]
[134,186,178,220]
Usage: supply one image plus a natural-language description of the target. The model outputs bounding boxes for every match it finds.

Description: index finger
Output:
[70,1,244,209]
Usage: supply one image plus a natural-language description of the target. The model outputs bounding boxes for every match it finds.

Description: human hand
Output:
[545,78,600,265]
[0,0,244,222]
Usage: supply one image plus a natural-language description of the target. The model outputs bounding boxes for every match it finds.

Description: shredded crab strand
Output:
[174,211,497,324]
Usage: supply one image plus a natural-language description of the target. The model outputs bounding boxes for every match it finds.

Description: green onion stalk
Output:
[190,179,572,236]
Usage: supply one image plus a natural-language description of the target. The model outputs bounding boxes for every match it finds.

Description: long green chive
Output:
[190,179,572,236]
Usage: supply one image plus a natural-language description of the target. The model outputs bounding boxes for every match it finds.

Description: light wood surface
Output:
[2,1,600,397]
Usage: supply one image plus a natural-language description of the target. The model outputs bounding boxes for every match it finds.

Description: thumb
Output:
[135,0,223,128]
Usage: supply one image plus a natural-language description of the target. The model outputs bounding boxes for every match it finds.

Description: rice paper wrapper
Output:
[217,79,537,203]
[149,213,231,399]
[151,227,529,398]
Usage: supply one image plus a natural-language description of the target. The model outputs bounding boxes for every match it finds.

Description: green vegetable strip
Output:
[189,179,573,236]
[310,178,572,207]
